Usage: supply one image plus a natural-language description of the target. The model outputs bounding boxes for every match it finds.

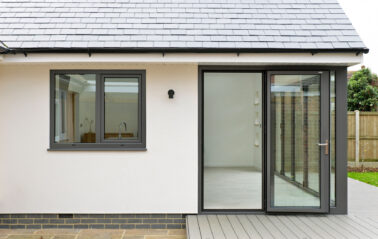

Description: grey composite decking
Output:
[187,214,378,239]
[187,178,378,239]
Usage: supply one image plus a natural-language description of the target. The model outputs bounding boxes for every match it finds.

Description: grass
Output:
[348,172,378,187]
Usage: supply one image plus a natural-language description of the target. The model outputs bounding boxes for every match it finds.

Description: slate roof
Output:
[0,0,368,53]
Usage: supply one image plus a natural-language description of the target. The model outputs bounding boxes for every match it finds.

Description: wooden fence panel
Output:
[347,112,378,161]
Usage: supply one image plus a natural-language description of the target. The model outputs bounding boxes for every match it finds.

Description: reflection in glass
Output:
[54,74,96,143]
[104,77,139,140]
[270,74,321,207]
[330,71,336,207]
[203,72,263,209]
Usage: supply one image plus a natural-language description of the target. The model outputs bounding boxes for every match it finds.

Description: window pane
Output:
[203,72,263,210]
[330,71,336,207]
[270,74,321,207]
[55,74,96,143]
[104,77,139,140]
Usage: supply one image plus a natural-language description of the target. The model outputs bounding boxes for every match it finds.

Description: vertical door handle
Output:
[317,140,329,155]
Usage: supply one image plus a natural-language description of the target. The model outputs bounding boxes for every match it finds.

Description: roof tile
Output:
[0,0,366,50]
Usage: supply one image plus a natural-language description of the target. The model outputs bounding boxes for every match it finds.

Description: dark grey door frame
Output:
[331,68,348,214]
[266,71,330,213]
[198,67,267,213]
[198,65,348,214]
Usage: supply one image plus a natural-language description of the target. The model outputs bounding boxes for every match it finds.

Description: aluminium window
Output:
[50,70,146,150]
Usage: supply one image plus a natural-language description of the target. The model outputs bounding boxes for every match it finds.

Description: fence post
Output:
[355,110,360,166]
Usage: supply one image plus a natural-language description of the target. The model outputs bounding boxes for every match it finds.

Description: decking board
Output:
[227,215,249,239]
[334,215,378,238]
[187,214,378,239]
[247,215,274,239]
[327,216,371,239]
[319,216,360,239]
[207,215,226,239]
[267,216,299,239]
[197,215,214,239]
[285,215,323,239]
[187,215,201,239]
[217,215,238,239]
[297,216,336,239]
[236,215,262,239]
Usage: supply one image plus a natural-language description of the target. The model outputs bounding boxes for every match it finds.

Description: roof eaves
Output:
[1,47,370,55]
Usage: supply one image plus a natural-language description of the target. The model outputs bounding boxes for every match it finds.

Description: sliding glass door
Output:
[199,69,331,213]
[267,71,330,212]
[202,72,263,210]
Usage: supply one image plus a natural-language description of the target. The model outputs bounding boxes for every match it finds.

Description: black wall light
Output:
[168,89,175,99]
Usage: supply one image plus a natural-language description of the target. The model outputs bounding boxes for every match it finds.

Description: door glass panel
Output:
[270,74,321,207]
[203,72,263,210]
[104,77,139,140]
[330,71,336,207]
[54,74,96,143]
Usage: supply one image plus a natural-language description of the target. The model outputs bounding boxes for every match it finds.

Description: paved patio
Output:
[348,177,378,217]
[0,229,186,239]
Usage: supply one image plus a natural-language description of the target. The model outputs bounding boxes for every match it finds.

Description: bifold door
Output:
[267,71,330,213]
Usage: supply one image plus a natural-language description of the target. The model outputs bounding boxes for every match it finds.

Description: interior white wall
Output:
[204,73,262,169]
[0,63,198,213]
[104,101,139,136]
[78,98,96,138]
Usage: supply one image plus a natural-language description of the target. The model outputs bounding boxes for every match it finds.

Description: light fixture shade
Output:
[168,89,175,99]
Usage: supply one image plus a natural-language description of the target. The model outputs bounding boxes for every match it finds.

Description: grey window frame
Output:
[49,70,146,151]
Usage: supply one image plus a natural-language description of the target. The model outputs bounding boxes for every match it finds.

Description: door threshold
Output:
[199,210,266,215]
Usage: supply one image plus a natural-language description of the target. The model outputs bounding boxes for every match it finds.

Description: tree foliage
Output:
[347,68,378,111]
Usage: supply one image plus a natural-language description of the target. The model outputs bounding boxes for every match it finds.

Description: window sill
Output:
[47,147,147,152]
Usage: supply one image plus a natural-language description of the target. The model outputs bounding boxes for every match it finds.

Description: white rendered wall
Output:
[0,63,198,213]
[203,73,262,169]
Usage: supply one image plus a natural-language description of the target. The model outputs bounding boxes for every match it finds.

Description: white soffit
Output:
[1,53,363,66]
